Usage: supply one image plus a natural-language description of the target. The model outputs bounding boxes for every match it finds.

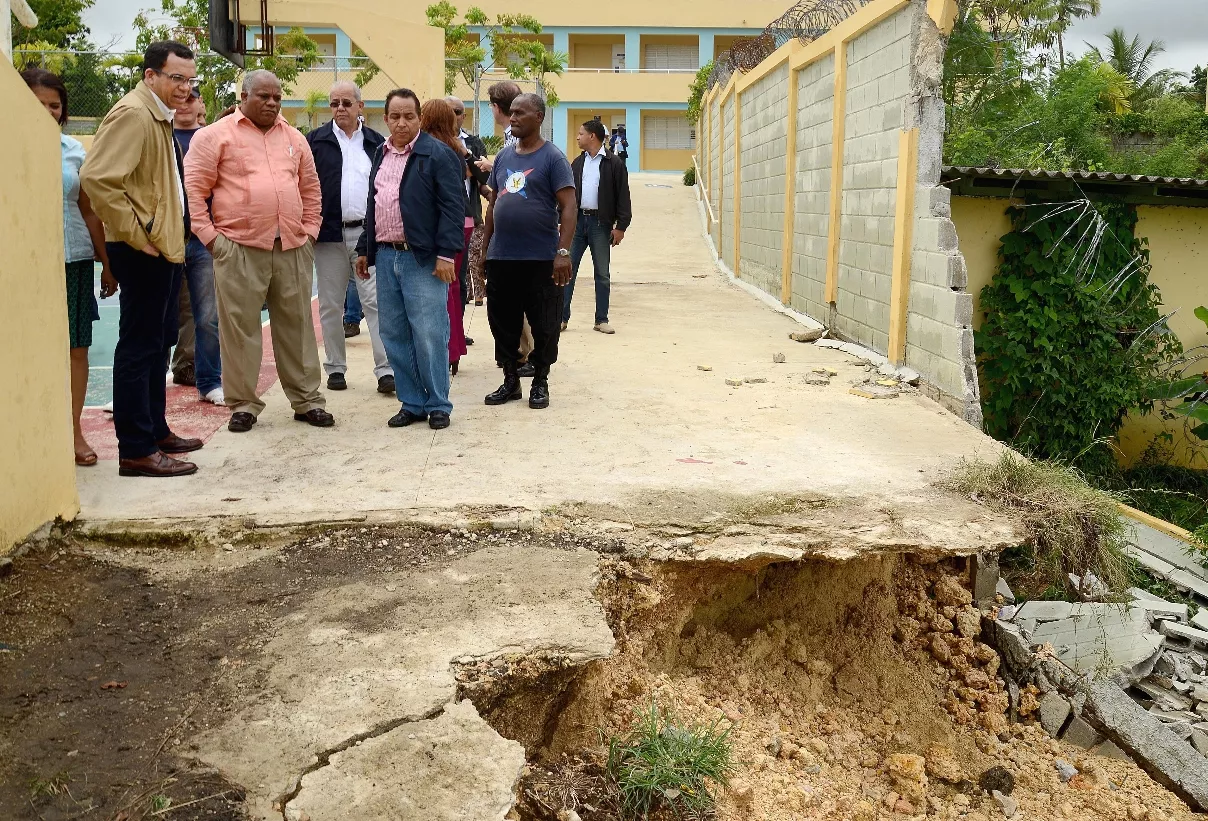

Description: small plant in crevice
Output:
[605,701,734,820]
[944,452,1132,602]
[683,164,696,187]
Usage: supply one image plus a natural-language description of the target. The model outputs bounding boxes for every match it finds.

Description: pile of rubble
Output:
[990,580,1208,809]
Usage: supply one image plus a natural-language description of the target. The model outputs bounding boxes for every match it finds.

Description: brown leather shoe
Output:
[157,433,204,453]
[118,451,198,477]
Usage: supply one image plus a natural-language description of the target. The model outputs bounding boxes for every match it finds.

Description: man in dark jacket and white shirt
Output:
[563,119,632,334]
[307,81,393,394]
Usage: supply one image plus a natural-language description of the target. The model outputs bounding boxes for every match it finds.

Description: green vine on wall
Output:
[977,199,1182,472]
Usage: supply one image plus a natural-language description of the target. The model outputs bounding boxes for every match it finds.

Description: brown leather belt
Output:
[386,241,411,251]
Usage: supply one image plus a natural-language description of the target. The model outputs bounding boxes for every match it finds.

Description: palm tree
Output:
[301,89,327,133]
[1051,0,1100,69]
[1089,28,1186,110]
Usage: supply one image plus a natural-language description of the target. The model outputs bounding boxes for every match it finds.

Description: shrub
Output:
[606,701,734,820]
[683,164,696,186]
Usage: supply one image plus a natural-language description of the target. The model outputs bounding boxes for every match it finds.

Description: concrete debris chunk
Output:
[1162,621,1208,649]
[1083,680,1208,810]
[1193,730,1208,757]
[772,353,786,364]
[997,577,1016,604]
[697,365,713,371]
[743,377,768,384]
[724,378,742,387]
[1130,587,1168,602]
[1069,571,1109,599]
[998,604,1017,622]
[1062,715,1104,749]
[1134,681,1194,712]
[1093,738,1132,761]
[991,789,1018,818]
[1192,611,1208,633]
[1142,600,1191,623]
[1029,605,1162,675]
[1038,692,1072,736]
[1014,601,1073,622]
[790,328,826,343]
[802,373,830,386]
[849,384,898,399]
[812,367,838,376]
[1054,759,1078,783]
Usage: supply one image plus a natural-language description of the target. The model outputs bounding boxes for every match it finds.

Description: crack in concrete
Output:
[277,704,448,820]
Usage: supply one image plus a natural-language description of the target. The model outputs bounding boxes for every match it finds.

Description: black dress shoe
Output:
[465,336,474,346]
[377,374,396,394]
[428,411,451,430]
[517,362,536,378]
[529,380,550,409]
[228,412,256,433]
[388,408,427,427]
[327,373,347,391]
[294,408,335,427]
[343,321,361,338]
[172,363,196,386]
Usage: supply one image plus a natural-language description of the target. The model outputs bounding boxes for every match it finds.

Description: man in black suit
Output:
[563,119,632,334]
[307,81,393,394]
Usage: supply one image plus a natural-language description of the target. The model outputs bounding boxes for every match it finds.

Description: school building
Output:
[256,0,789,172]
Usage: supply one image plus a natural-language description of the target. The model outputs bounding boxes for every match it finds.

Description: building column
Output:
[550,103,565,153]
[335,31,352,57]
[624,32,641,71]
[552,30,569,58]
[698,33,714,67]
[623,103,641,172]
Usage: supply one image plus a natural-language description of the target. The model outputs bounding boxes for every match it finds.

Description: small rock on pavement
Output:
[725,378,743,387]
[222,543,235,551]
[1038,691,1072,736]
[803,374,830,386]
[992,789,1019,818]
[849,384,898,399]
[1055,759,1078,782]
[744,377,768,384]
[0,557,12,578]
[790,328,826,342]
[773,352,786,363]
[697,364,712,371]
[979,765,1015,796]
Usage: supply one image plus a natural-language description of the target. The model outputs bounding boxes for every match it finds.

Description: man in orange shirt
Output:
[184,70,333,432]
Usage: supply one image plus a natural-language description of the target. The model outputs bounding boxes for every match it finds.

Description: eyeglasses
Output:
[451,108,464,115]
[329,99,357,109]
[151,69,200,89]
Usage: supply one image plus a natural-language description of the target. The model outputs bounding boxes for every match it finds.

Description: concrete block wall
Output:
[737,64,790,298]
[833,11,911,354]
[695,0,981,423]
[721,98,736,264]
[709,101,722,249]
[790,55,836,321]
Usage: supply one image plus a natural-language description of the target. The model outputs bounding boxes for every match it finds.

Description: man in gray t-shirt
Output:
[475,93,577,410]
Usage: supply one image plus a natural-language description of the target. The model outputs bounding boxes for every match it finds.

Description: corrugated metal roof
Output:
[942,166,1208,189]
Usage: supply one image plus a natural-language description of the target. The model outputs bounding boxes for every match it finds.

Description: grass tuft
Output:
[606,701,735,820]
[944,452,1132,601]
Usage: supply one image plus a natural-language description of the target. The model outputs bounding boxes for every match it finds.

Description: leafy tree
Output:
[1048,0,1100,69]
[12,0,94,48]
[131,0,322,108]
[686,61,713,124]
[1089,28,1185,111]
[299,89,326,132]
[425,3,565,123]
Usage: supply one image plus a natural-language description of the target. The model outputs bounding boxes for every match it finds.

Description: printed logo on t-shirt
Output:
[502,168,533,198]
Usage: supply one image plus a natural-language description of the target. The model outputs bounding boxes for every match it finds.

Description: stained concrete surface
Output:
[76,175,1007,547]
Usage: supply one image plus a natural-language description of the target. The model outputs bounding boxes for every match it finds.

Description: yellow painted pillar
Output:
[825,42,847,304]
[888,127,920,365]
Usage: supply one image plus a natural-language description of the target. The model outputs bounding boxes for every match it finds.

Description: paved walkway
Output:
[77,175,1004,543]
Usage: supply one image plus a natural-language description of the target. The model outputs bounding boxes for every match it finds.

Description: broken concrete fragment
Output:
[772,353,786,364]
[1134,681,1194,712]
[1093,738,1131,761]
[1029,605,1162,676]
[724,378,742,387]
[849,384,898,399]
[996,578,1016,604]
[1054,759,1078,782]
[1038,692,1071,736]
[1084,680,1208,810]
[802,374,830,386]
[697,365,713,372]
[1193,730,1208,757]
[1014,601,1073,622]
[744,377,768,384]
[991,789,1018,818]
[1192,611,1208,633]
[1162,621,1208,649]
[1141,600,1191,623]
[790,328,826,342]
[1062,715,1103,749]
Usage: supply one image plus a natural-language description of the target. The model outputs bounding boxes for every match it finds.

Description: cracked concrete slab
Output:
[193,543,614,816]
[288,700,525,821]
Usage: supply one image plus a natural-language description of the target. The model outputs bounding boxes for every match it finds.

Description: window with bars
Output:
[644,117,696,150]
[642,44,698,71]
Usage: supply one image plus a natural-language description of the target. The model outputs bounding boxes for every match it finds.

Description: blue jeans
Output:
[376,246,452,416]
[343,278,363,324]
[183,236,222,394]
[563,212,612,325]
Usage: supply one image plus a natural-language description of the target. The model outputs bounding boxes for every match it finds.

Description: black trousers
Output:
[108,242,183,460]
[485,259,561,371]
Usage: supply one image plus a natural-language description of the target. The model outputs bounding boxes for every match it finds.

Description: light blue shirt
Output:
[61,135,94,263]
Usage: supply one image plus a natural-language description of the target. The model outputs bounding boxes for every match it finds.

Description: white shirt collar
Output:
[585,144,606,160]
[333,122,363,141]
[148,87,175,121]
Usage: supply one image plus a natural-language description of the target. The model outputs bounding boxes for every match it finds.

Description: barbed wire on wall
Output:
[707,0,872,91]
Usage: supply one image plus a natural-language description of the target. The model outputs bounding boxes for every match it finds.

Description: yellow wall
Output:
[570,34,622,70]
[564,108,625,158]
[951,195,1208,467]
[442,0,790,28]
[0,62,79,552]
[951,195,1011,330]
[642,146,694,171]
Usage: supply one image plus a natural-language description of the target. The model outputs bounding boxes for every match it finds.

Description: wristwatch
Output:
[556,248,570,257]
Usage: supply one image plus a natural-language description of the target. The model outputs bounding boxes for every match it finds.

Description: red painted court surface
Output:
[81,298,323,461]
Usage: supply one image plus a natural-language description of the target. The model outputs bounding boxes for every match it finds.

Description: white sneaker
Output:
[202,387,225,405]
[594,323,615,335]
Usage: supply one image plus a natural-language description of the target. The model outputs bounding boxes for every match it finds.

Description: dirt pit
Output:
[473,555,1200,821]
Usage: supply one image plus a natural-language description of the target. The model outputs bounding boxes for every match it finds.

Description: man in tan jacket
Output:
[81,41,203,477]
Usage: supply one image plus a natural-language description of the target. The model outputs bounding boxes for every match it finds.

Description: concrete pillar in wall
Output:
[623,103,641,172]
[551,103,566,154]
[553,30,568,58]
[335,31,351,57]
[698,33,715,68]
[624,32,640,71]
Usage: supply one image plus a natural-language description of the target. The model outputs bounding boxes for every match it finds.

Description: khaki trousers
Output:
[212,235,324,417]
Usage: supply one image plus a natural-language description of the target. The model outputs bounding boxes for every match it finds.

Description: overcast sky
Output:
[84,0,1206,73]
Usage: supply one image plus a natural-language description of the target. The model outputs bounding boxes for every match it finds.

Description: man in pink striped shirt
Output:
[184,70,334,433]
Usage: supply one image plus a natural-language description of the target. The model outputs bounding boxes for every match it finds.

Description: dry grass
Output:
[944,452,1132,601]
